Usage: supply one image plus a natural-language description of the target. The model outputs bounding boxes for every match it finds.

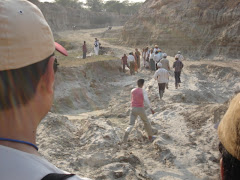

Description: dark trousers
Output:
[83,52,86,59]
[158,83,166,99]
[123,63,129,73]
[174,71,181,86]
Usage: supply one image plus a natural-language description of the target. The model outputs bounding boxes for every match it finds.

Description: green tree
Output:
[104,1,124,15]
[55,0,83,9]
[86,0,103,12]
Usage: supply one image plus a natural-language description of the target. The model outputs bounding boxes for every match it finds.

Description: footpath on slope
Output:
[37,27,240,180]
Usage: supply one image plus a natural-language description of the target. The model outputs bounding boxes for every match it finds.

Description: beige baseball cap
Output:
[218,93,240,160]
[0,0,67,71]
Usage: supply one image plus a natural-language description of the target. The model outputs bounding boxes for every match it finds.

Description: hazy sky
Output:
[40,0,145,3]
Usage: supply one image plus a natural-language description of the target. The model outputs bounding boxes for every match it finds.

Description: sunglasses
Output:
[54,58,59,73]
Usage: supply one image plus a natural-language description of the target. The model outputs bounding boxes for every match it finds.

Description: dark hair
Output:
[137,79,144,87]
[219,142,240,180]
[0,54,54,110]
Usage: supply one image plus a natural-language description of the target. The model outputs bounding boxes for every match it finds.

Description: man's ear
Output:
[220,158,224,179]
[43,56,55,94]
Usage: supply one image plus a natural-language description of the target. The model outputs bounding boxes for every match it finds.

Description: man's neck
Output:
[0,105,42,155]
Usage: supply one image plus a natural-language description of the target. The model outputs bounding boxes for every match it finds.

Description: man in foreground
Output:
[154,63,169,99]
[123,79,155,143]
[218,93,240,179]
[0,1,89,179]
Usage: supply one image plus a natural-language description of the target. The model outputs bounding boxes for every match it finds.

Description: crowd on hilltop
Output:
[121,45,184,99]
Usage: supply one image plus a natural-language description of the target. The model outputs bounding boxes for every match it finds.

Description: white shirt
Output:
[149,52,154,60]
[142,89,151,108]
[127,55,135,63]
[153,53,162,63]
[176,53,184,61]
[0,145,90,180]
[153,48,159,53]
[154,68,169,83]
[94,41,99,49]
[160,58,170,71]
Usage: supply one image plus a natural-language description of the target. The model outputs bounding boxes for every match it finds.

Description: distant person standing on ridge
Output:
[154,63,169,99]
[160,53,170,89]
[135,48,141,69]
[121,54,129,73]
[149,48,155,71]
[82,41,87,59]
[127,52,135,75]
[175,51,184,61]
[173,56,184,89]
[123,79,155,143]
[94,38,100,55]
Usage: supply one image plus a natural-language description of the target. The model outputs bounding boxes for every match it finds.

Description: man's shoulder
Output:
[0,146,89,180]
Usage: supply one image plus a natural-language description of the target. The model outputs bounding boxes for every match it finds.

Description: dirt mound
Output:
[51,59,122,114]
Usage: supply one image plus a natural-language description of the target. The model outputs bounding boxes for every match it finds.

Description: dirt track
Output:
[37,27,240,180]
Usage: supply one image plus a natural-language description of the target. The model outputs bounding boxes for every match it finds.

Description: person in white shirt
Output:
[123,79,155,143]
[149,48,155,71]
[160,53,170,89]
[94,38,100,55]
[153,63,169,99]
[153,50,162,70]
[175,51,184,61]
[0,1,90,180]
[142,47,150,68]
[127,52,135,75]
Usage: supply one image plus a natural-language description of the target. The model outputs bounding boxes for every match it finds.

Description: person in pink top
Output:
[123,79,156,143]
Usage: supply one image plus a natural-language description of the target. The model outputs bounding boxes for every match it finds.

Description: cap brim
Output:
[55,42,68,56]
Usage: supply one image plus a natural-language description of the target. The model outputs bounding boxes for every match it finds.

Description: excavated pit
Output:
[37,58,240,180]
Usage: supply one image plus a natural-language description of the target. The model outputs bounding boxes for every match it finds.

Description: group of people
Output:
[81,38,101,59]
[1,1,240,180]
[121,45,184,99]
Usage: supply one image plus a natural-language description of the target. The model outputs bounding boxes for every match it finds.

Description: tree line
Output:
[55,0,143,15]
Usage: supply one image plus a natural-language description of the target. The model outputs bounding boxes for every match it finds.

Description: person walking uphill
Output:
[173,56,184,89]
[135,48,141,69]
[121,54,129,73]
[0,1,90,180]
[123,79,155,143]
[82,41,87,59]
[160,53,170,89]
[154,63,169,99]
[127,52,135,75]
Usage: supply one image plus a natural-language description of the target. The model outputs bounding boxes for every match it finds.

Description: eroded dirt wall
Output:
[122,0,240,59]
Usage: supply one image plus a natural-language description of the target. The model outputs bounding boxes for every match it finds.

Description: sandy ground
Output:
[37,27,240,180]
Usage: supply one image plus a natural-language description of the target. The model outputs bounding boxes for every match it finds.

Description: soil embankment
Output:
[122,0,240,59]
[37,28,240,179]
